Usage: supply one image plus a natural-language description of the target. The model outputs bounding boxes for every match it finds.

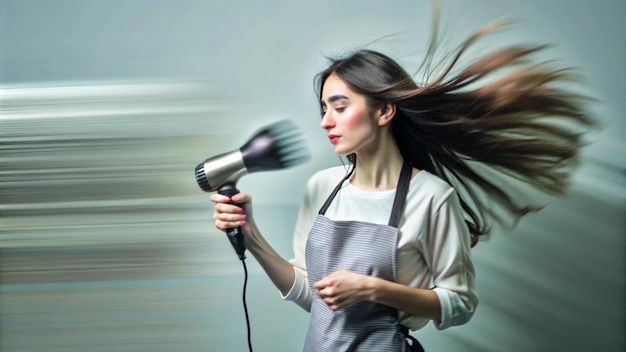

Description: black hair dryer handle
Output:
[218,184,247,260]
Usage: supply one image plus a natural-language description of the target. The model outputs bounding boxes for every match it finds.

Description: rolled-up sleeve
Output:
[281,265,312,311]
[426,190,478,330]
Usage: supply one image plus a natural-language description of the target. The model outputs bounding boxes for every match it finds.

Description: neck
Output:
[350,130,404,191]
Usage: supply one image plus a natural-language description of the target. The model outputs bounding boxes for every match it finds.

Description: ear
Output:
[376,101,396,127]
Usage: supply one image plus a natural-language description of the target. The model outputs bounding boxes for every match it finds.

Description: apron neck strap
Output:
[318,161,413,229]
[388,161,412,228]
[318,165,355,216]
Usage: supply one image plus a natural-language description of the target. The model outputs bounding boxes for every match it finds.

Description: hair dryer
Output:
[194,120,309,260]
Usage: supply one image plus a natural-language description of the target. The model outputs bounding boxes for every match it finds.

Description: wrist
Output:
[242,223,271,255]
[364,275,381,302]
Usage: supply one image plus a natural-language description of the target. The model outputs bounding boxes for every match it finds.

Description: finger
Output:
[214,203,245,215]
[215,212,247,223]
[209,193,231,203]
[214,219,246,231]
[214,214,247,228]
[324,297,342,311]
[230,192,251,204]
[323,296,338,305]
[313,278,331,289]
[315,287,328,298]
[325,294,353,311]
[316,285,337,299]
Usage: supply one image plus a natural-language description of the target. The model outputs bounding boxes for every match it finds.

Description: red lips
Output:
[328,134,340,144]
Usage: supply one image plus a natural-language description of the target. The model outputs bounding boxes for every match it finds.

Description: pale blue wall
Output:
[1,1,624,351]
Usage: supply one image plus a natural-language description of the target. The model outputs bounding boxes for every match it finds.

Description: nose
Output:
[320,111,333,130]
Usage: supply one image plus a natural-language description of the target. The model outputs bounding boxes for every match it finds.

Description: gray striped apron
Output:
[303,161,423,352]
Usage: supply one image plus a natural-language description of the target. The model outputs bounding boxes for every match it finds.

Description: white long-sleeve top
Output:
[282,166,478,330]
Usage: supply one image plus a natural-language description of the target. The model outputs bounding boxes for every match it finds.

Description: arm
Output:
[424,190,478,329]
[212,192,295,296]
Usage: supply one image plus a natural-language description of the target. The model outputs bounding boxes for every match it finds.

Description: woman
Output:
[211,21,593,352]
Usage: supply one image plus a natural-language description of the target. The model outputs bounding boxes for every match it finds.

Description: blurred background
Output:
[0,0,623,351]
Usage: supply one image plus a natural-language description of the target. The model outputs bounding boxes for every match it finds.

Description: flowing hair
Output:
[314,19,595,247]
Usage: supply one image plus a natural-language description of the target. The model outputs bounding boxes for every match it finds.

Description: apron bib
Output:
[303,162,424,352]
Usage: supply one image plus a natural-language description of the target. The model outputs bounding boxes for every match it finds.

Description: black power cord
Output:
[240,258,253,352]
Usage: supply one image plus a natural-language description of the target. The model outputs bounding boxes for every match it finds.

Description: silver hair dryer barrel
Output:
[194,120,309,259]
[195,149,247,193]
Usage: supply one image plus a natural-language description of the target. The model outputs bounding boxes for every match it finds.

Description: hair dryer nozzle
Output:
[240,120,309,172]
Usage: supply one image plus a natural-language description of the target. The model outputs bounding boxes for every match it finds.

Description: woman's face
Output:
[320,74,380,156]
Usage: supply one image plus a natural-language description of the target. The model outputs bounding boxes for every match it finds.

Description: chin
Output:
[334,146,352,156]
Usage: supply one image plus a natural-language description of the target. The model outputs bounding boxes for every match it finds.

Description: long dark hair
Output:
[314,22,595,246]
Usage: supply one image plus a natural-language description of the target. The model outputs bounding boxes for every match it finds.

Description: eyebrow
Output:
[321,94,349,106]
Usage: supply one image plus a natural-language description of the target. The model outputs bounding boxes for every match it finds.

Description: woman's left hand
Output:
[313,270,375,311]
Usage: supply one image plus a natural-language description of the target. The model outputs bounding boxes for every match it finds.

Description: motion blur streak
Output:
[1,0,625,350]
[0,83,274,351]
[1,83,232,246]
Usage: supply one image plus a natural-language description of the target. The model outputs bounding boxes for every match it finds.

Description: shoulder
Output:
[305,166,349,200]
[409,170,457,209]
[308,166,348,186]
